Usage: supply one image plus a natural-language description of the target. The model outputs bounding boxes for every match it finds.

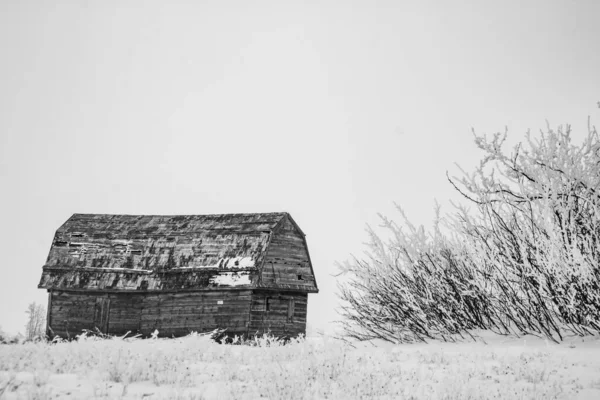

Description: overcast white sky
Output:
[1,0,599,335]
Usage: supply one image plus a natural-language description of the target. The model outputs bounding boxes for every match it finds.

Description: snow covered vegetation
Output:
[338,123,600,343]
[1,331,600,399]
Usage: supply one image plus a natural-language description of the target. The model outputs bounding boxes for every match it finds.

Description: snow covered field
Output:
[1,331,599,400]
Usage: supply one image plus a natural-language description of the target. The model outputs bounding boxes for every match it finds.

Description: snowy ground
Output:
[1,330,599,399]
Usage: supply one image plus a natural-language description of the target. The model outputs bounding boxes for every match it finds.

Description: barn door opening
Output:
[93,297,110,333]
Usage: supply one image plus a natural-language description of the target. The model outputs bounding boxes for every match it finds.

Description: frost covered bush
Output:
[338,122,600,343]
[0,327,22,345]
[24,302,46,342]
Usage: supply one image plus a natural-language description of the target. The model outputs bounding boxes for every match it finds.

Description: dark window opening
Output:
[297,274,303,280]
[266,297,271,312]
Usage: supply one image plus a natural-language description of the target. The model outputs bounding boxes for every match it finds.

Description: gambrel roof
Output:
[38,212,317,293]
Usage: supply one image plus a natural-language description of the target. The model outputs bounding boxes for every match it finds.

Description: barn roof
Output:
[38,212,314,292]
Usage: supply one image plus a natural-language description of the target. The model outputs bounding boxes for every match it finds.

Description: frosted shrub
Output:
[339,122,600,343]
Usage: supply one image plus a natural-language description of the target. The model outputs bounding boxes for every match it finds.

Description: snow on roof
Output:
[39,212,292,291]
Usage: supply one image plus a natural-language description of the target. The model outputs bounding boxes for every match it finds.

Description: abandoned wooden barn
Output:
[38,212,318,339]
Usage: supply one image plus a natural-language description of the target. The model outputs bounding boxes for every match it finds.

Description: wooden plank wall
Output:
[108,295,142,336]
[261,217,317,291]
[48,290,252,338]
[140,290,252,337]
[48,291,106,338]
[249,290,307,338]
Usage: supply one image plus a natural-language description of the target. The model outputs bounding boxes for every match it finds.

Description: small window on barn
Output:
[266,297,271,312]
[297,274,303,280]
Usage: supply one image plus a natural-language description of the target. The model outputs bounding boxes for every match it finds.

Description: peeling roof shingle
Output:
[39,212,289,291]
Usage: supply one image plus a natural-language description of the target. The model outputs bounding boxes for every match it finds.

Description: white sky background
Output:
[1,0,599,335]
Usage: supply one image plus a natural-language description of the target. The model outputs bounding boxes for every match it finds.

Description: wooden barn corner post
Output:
[45,290,52,339]
[38,212,318,340]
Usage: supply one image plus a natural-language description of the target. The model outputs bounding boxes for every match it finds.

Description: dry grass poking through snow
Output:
[1,331,600,399]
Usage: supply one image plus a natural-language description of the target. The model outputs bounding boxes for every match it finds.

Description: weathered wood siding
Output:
[260,217,317,292]
[108,295,142,335]
[249,290,308,337]
[48,291,110,338]
[140,290,252,337]
[48,290,252,338]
